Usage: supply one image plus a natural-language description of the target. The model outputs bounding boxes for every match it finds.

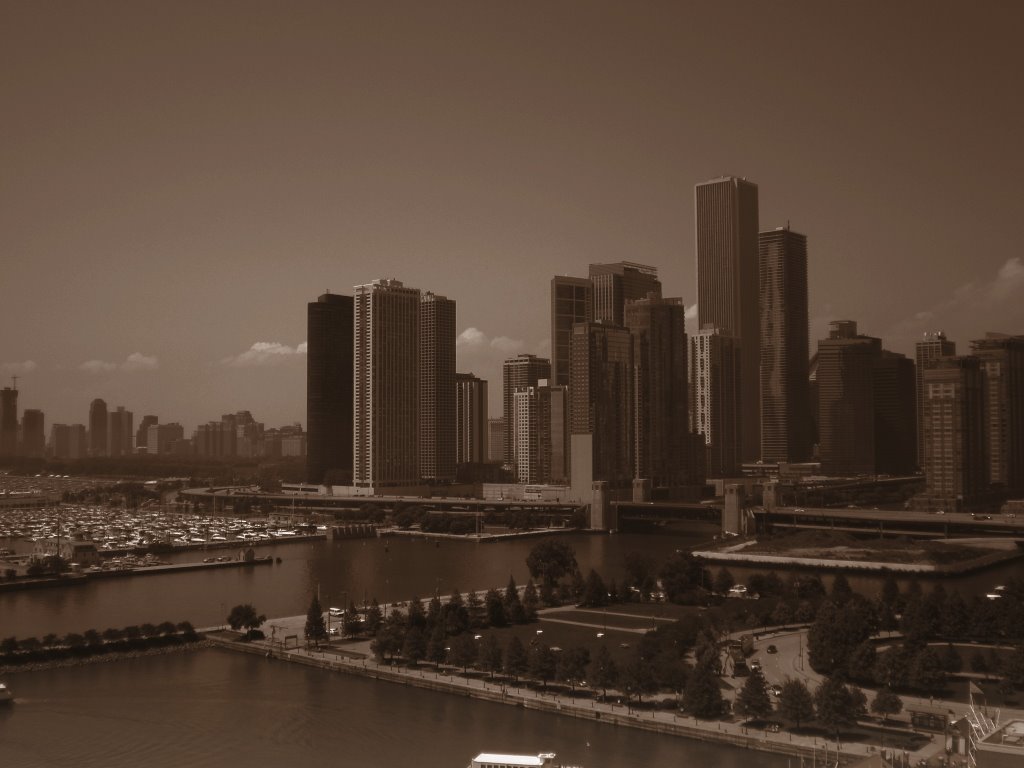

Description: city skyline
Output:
[3,3,1024,430]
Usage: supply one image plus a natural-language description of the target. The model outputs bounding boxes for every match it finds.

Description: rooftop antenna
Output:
[11,376,18,390]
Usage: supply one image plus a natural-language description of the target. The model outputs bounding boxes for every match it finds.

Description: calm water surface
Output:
[0,648,790,768]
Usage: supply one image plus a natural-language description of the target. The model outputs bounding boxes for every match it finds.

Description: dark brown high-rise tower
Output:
[758,226,811,464]
[550,276,593,388]
[306,292,354,485]
[588,262,661,326]
[696,176,760,462]
[419,292,457,482]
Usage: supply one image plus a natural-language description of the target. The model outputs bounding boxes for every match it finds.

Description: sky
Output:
[2,1,1023,431]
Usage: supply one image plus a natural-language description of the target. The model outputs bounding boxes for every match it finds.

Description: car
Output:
[769,685,782,697]
[328,627,338,635]
[766,645,778,654]
[749,659,762,671]
[329,607,343,617]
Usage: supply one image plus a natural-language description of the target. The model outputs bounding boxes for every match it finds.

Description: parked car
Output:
[766,645,778,654]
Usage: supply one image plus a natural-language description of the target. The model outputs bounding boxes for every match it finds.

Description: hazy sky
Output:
[3,1,1023,431]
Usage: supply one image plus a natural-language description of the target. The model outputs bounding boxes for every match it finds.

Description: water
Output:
[0,647,789,768]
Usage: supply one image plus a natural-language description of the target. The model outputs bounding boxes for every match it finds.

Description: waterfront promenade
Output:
[205,607,965,767]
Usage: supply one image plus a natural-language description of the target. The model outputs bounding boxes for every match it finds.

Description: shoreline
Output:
[209,635,869,766]
[692,546,1024,575]
[0,638,212,675]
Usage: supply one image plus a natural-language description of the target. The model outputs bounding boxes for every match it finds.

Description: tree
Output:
[971,649,991,678]
[448,632,478,673]
[735,669,773,719]
[466,591,485,628]
[683,661,723,718]
[0,637,17,655]
[140,623,159,638]
[522,579,539,621]
[426,623,447,668]
[478,634,503,679]
[660,551,705,602]
[504,576,525,624]
[778,679,815,729]
[64,632,86,649]
[830,574,853,606]
[504,636,528,683]
[847,640,878,683]
[910,647,947,694]
[588,645,618,700]
[402,625,427,666]
[556,646,590,693]
[371,615,405,663]
[84,629,103,646]
[624,551,657,598]
[875,644,913,689]
[157,621,177,636]
[484,588,507,627]
[620,653,659,705]
[406,596,426,630]
[528,642,558,690]
[870,689,903,723]
[526,541,579,588]
[1005,644,1024,688]
[427,594,443,629]
[444,589,470,635]
[942,643,963,674]
[364,599,384,636]
[814,675,859,735]
[42,633,60,647]
[228,604,267,636]
[582,569,609,607]
[304,595,327,645]
[713,568,735,595]
[342,603,362,637]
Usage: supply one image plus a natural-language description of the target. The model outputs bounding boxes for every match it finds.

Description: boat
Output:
[0,682,13,704]
[468,754,562,768]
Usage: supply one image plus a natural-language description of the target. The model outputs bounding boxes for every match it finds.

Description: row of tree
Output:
[1,621,200,664]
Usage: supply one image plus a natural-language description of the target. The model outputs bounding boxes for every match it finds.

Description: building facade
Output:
[588,262,661,326]
[873,351,918,475]
[136,415,158,451]
[625,295,691,488]
[915,331,956,467]
[695,176,761,462]
[550,276,593,388]
[689,326,741,477]
[107,406,133,457]
[487,418,505,464]
[20,409,45,458]
[88,398,108,457]
[758,226,811,463]
[354,278,421,488]
[501,354,551,470]
[0,387,18,457]
[306,293,354,484]
[455,373,488,466]
[419,292,457,482]
[971,333,1024,493]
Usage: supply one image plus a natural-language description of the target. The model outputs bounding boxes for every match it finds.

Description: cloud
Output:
[490,336,525,354]
[221,341,307,367]
[991,256,1024,301]
[80,352,160,374]
[684,304,698,320]
[1,360,37,375]
[456,327,487,349]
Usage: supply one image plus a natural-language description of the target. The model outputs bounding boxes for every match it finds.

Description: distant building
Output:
[50,423,88,459]
[107,406,133,457]
[419,291,457,483]
[513,380,568,485]
[354,278,421,488]
[915,331,956,467]
[280,433,306,457]
[306,292,354,485]
[690,326,741,477]
[759,226,812,464]
[88,398,108,457]
[550,276,593,388]
[588,262,661,327]
[625,295,692,488]
[696,176,761,462]
[872,350,917,475]
[455,373,488,466]
[147,423,184,455]
[136,415,158,450]
[920,356,987,509]
[570,322,633,491]
[20,409,45,458]
[971,333,1024,493]
[816,321,881,476]
[487,418,505,464]
[0,387,18,457]
[502,354,551,471]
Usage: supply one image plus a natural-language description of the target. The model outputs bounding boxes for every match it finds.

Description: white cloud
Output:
[456,327,487,349]
[121,352,159,372]
[684,304,698,320]
[991,256,1024,301]
[80,352,160,374]
[2,360,37,375]
[222,341,307,367]
[490,336,525,354]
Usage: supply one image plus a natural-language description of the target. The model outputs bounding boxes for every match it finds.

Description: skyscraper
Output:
[759,226,811,463]
[550,276,593,387]
[419,292,457,483]
[588,262,661,326]
[816,321,881,476]
[487,418,505,464]
[695,176,760,461]
[689,326,742,477]
[873,351,917,475]
[136,415,158,451]
[21,409,45,458]
[89,398,108,457]
[569,322,633,490]
[455,373,488,466]
[502,354,551,470]
[625,295,691,488]
[354,278,421,488]
[107,406,133,457]
[971,333,1024,493]
[915,331,956,467]
[512,380,568,485]
[921,356,987,508]
[0,387,17,457]
[306,292,354,485]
